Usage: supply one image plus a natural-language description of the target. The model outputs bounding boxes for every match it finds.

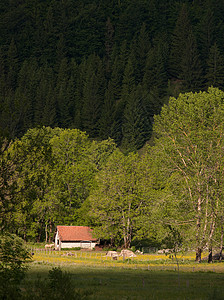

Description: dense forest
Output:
[0,0,224,149]
[1,0,224,262]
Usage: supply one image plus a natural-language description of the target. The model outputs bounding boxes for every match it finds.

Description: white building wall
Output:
[61,241,97,249]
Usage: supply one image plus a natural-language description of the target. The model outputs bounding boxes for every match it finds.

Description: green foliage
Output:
[7,127,116,241]
[0,233,31,299]
[0,139,18,232]
[153,87,224,259]
[89,149,154,248]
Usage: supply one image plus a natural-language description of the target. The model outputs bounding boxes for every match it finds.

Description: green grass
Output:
[24,263,224,300]
[20,250,224,299]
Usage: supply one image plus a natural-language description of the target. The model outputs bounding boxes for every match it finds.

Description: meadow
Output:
[22,248,224,299]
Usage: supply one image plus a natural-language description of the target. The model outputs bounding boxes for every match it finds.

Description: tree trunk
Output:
[45,223,48,243]
[195,194,202,262]
[208,246,213,263]
[122,211,128,248]
[220,216,223,261]
[49,221,53,243]
[195,247,202,262]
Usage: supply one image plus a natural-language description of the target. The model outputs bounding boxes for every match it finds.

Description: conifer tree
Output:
[55,33,66,70]
[82,54,106,137]
[197,7,216,62]
[143,38,168,93]
[34,65,55,127]
[130,23,151,84]
[205,43,224,88]
[99,81,115,140]
[0,47,6,97]
[122,85,152,152]
[6,38,18,91]
[169,4,192,79]
[73,60,87,130]
[180,31,203,92]
[120,55,135,102]
[111,54,135,145]
[104,17,114,76]
[41,86,56,127]
[110,55,123,102]
[55,58,71,127]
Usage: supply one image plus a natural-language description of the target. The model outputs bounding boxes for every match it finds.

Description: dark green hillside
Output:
[0,0,224,149]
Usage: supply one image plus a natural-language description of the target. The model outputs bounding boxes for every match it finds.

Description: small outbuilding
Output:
[55,226,97,250]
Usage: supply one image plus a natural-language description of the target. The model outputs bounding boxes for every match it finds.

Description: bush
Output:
[23,267,92,300]
[0,233,31,299]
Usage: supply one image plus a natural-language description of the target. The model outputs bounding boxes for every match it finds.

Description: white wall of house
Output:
[60,241,97,249]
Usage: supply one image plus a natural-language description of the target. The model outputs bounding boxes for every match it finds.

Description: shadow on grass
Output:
[19,264,224,300]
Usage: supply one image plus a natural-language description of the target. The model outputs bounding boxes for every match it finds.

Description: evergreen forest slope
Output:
[0,0,224,151]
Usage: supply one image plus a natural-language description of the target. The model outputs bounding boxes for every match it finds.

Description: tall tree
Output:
[0,139,18,232]
[169,4,192,79]
[82,54,106,137]
[89,149,150,248]
[131,23,151,84]
[205,43,224,88]
[99,81,116,140]
[152,87,224,262]
[6,38,18,91]
[10,127,60,241]
[122,85,152,152]
[180,31,203,92]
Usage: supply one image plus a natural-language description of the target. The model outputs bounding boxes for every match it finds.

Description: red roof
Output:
[56,226,97,242]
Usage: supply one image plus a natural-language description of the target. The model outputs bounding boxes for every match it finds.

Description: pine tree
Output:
[197,7,216,62]
[41,85,56,127]
[82,54,106,137]
[130,23,151,84]
[55,58,71,127]
[34,64,55,127]
[55,33,66,70]
[73,60,87,130]
[122,85,152,152]
[0,47,6,98]
[180,31,203,92]
[143,37,168,94]
[99,81,115,140]
[120,55,135,102]
[205,43,224,88]
[104,17,114,76]
[169,4,192,79]
[111,54,135,145]
[6,38,18,91]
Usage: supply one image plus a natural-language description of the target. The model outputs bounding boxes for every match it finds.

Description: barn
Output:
[55,226,98,250]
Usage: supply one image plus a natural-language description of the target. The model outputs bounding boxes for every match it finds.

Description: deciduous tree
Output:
[153,87,224,262]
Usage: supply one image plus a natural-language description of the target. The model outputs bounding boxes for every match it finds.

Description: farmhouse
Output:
[55,226,98,250]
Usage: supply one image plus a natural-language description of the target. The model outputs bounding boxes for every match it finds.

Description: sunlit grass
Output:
[30,250,224,273]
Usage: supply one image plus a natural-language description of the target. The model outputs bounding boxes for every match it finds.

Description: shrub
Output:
[23,267,92,299]
[0,233,31,299]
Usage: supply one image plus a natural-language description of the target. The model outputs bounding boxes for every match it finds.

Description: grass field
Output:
[22,249,224,299]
